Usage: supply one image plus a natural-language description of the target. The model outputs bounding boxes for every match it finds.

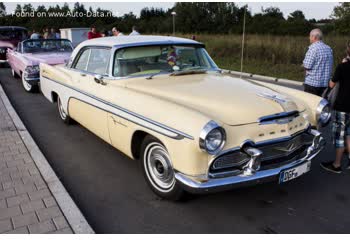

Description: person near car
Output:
[88,26,102,40]
[30,30,41,39]
[49,28,59,39]
[129,26,140,36]
[302,29,333,96]
[320,42,350,173]
[112,27,124,36]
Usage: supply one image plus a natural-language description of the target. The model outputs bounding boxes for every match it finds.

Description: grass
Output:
[179,34,349,81]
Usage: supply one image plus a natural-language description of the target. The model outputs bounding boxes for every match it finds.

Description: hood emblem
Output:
[257,92,288,104]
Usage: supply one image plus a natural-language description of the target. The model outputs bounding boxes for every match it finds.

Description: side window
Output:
[86,48,111,75]
[74,48,91,71]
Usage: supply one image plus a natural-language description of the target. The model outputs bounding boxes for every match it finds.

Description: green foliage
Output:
[0,2,349,35]
[0,2,6,17]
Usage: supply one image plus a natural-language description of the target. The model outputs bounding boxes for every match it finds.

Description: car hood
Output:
[122,73,302,126]
[23,52,71,66]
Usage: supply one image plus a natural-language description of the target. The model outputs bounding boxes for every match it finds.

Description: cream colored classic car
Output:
[40,36,330,200]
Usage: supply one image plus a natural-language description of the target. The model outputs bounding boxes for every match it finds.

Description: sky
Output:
[2,2,340,20]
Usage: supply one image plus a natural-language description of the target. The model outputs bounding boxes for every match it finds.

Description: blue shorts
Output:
[332,111,350,148]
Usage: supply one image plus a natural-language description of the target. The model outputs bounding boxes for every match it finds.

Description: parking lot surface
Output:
[1,68,350,233]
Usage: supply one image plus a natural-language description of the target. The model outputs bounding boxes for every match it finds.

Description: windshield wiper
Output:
[146,71,170,80]
[170,69,207,76]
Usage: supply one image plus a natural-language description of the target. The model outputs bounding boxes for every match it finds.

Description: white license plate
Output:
[279,162,311,184]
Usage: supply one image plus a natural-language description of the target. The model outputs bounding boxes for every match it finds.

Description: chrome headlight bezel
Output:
[316,98,331,126]
[24,65,40,76]
[199,121,226,155]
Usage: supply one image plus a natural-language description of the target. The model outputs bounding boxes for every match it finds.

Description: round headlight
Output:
[199,121,226,155]
[316,99,331,126]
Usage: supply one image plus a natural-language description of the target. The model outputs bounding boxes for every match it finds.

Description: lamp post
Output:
[171,11,176,36]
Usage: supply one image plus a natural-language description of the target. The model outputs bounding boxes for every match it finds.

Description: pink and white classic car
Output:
[7,39,73,92]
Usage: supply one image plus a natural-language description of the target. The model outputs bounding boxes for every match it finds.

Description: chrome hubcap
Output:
[145,143,175,191]
[22,75,32,91]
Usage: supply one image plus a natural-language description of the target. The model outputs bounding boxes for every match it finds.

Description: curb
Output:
[222,69,304,87]
[0,84,95,234]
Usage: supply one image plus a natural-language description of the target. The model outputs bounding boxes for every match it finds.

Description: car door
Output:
[67,46,112,144]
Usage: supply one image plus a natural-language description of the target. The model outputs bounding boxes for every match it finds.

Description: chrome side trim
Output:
[44,76,194,140]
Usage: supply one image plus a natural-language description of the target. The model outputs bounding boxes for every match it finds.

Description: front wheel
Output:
[140,135,185,201]
[57,96,72,124]
[22,74,38,93]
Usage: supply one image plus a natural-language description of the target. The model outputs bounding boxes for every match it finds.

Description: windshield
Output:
[113,45,218,77]
[22,39,73,54]
[0,29,27,41]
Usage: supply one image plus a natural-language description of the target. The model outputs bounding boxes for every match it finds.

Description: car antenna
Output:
[240,5,247,79]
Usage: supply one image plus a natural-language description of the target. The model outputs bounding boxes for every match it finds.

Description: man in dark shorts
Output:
[320,43,350,173]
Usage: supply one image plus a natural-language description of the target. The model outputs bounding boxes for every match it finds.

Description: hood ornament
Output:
[257,92,288,104]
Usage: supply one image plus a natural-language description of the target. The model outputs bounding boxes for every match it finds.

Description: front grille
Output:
[210,132,313,175]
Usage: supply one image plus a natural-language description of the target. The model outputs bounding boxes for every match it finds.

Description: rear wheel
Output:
[140,135,185,201]
[57,96,72,124]
[21,73,38,93]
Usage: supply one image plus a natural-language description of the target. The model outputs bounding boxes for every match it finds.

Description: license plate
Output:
[279,162,311,184]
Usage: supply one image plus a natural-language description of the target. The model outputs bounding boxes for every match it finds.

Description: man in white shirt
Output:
[129,26,140,36]
[30,30,41,39]
[112,27,124,36]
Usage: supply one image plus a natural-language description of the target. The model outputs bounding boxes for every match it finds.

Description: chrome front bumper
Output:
[0,60,8,63]
[175,129,325,194]
[24,76,40,83]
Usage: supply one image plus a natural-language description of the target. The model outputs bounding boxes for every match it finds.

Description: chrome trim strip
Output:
[24,77,40,82]
[258,110,299,125]
[44,76,194,140]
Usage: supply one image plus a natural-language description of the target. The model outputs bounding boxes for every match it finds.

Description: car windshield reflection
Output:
[22,39,73,54]
[113,45,219,78]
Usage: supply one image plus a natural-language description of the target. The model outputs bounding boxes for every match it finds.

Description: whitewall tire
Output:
[21,74,37,93]
[57,96,72,124]
[140,135,185,200]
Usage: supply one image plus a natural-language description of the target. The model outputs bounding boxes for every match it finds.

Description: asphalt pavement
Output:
[1,67,350,233]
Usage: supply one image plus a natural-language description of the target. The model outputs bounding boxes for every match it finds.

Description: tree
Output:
[0,2,6,17]
[332,2,350,34]
[288,10,305,21]
[22,4,34,13]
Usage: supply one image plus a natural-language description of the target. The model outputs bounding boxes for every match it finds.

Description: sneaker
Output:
[320,162,342,174]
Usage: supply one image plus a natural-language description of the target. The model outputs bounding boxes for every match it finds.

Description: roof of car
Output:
[0,26,27,31]
[79,35,203,49]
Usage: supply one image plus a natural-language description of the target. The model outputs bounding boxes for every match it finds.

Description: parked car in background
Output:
[0,26,28,65]
[40,36,329,200]
[7,39,73,92]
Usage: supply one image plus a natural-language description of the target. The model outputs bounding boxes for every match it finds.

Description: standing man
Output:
[30,30,41,39]
[320,43,350,173]
[112,27,124,36]
[129,26,140,36]
[303,29,333,96]
[88,26,102,40]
